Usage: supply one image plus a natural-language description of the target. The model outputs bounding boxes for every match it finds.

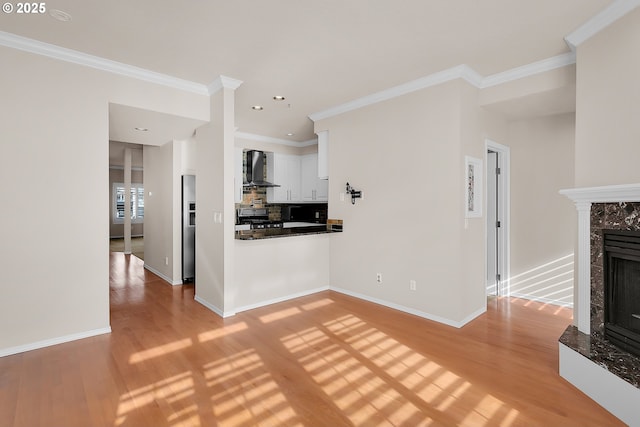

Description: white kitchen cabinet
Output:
[234,147,243,203]
[301,153,328,202]
[267,153,301,202]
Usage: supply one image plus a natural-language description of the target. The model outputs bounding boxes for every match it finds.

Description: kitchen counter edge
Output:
[235,227,341,241]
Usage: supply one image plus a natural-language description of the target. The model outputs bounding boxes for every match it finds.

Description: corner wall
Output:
[575,7,640,187]
[317,79,486,326]
[0,46,208,355]
[507,113,576,306]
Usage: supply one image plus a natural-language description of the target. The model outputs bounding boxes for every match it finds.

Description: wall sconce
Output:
[346,182,362,205]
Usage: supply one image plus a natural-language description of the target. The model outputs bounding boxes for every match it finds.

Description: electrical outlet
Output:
[165,257,169,266]
[410,280,416,291]
[376,273,382,283]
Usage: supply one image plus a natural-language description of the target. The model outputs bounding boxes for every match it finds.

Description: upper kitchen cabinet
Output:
[267,153,301,202]
[301,153,328,202]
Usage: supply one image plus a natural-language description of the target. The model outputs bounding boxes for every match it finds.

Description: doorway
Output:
[486,140,510,297]
[109,141,145,260]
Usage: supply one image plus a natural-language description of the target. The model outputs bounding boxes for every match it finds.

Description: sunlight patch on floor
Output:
[203,348,303,427]
[282,313,522,427]
[259,306,302,323]
[129,338,193,364]
[115,372,195,426]
[197,322,248,343]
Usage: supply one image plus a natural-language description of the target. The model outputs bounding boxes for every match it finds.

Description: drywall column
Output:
[194,76,242,317]
[124,147,132,254]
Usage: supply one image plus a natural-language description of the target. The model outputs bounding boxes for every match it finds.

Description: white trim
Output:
[486,140,511,298]
[235,131,318,147]
[208,75,243,94]
[480,53,576,88]
[143,264,181,286]
[559,343,640,426]
[564,0,640,50]
[194,295,235,318]
[234,286,330,314]
[0,31,210,95]
[309,55,578,122]
[309,65,481,122]
[0,327,111,358]
[330,287,486,328]
[560,183,640,334]
[559,183,640,203]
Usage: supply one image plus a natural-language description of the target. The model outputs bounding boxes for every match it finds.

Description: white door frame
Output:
[485,139,510,297]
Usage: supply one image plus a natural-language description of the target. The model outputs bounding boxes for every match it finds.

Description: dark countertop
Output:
[559,325,640,388]
[235,225,338,240]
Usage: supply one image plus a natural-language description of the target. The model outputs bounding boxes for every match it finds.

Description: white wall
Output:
[194,87,237,316]
[234,235,330,312]
[316,80,487,326]
[507,113,576,306]
[143,142,180,284]
[0,46,208,355]
[575,7,640,187]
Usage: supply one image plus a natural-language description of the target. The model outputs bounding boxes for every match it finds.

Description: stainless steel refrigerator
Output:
[182,175,196,282]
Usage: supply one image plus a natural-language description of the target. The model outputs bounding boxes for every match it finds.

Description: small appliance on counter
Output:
[236,208,283,230]
[327,219,343,232]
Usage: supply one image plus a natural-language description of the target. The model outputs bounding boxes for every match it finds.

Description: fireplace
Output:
[603,229,640,357]
[558,185,640,424]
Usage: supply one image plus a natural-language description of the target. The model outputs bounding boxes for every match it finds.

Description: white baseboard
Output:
[194,295,234,318]
[143,264,181,285]
[330,287,485,328]
[559,343,639,426]
[0,327,112,358]
[234,286,330,314]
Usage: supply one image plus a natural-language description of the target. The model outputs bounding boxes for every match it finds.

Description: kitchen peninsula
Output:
[233,216,336,313]
[231,146,337,312]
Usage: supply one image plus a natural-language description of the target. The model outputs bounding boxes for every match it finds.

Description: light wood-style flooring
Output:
[0,253,623,426]
[109,237,144,260]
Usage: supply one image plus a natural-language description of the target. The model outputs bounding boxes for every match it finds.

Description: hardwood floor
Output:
[109,237,144,260]
[0,253,623,426]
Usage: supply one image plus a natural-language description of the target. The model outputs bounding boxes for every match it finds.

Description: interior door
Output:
[486,150,499,295]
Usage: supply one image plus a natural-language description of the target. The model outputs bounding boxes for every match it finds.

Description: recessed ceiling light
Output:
[134,127,149,132]
[286,133,294,136]
[273,96,286,101]
[49,9,72,22]
[252,105,264,111]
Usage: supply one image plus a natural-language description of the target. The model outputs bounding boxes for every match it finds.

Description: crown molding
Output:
[309,54,577,122]
[235,131,317,147]
[207,75,243,95]
[480,52,576,88]
[564,0,640,50]
[0,31,212,96]
[309,65,483,122]
[0,31,245,97]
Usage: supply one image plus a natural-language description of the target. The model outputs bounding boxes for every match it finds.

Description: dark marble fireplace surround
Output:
[560,202,640,388]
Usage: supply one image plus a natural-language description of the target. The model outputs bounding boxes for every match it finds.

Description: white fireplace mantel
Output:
[560,183,640,334]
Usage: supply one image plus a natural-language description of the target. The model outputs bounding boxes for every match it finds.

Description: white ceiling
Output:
[0,0,617,145]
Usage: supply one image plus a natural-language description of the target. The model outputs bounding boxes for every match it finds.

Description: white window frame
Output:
[113,183,144,224]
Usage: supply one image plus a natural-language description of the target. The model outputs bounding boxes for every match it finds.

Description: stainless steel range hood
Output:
[243,150,280,187]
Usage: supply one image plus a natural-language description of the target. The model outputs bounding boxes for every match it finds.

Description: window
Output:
[113,183,144,224]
